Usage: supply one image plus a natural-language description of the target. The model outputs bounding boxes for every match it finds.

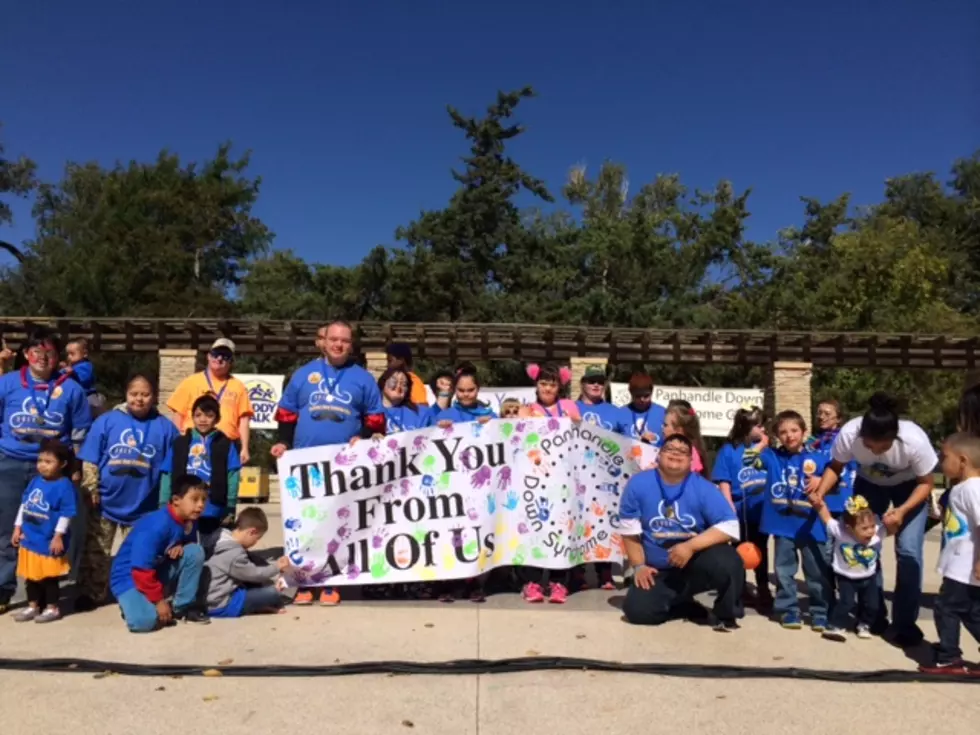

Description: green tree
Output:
[0,124,38,260]
[0,144,270,316]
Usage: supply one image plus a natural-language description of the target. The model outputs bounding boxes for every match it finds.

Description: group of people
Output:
[1,319,979,675]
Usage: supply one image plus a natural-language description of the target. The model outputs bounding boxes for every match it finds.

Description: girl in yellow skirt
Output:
[11,439,77,623]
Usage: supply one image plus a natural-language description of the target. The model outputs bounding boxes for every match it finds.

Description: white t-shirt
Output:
[831,418,938,487]
[826,518,887,580]
[937,477,980,587]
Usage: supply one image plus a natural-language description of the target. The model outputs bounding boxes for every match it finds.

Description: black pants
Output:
[623,544,744,625]
[830,574,878,629]
[740,518,770,599]
[933,577,980,664]
[26,577,61,608]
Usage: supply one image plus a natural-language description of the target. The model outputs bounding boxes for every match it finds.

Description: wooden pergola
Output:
[0,317,975,370]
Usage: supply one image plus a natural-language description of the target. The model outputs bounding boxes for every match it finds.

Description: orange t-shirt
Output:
[166,371,253,440]
[409,373,429,406]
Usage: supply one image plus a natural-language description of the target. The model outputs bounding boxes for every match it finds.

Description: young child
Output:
[110,474,210,632]
[500,397,521,419]
[160,395,241,552]
[814,494,889,641]
[663,402,707,476]
[11,439,77,623]
[63,338,96,396]
[205,507,290,617]
[920,432,980,673]
[757,411,833,630]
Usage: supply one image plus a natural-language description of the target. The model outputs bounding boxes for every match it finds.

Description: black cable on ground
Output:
[1,656,978,683]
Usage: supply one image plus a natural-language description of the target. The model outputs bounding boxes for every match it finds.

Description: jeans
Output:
[623,544,744,625]
[117,544,205,632]
[773,536,831,619]
[858,478,927,634]
[0,453,37,603]
[830,574,878,630]
[933,578,980,664]
[243,585,284,614]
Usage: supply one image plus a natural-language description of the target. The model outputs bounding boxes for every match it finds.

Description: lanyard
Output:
[126,414,151,457]
[631,407,648,436]
[205,370,228,403]
[322,360,347,398]
[655,471,691,517]
[26,374,55,426]
[540,401,564,418]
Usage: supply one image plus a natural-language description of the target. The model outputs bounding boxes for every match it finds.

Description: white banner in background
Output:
[276,418,659,586]
[610,383,764,438]
[239,374,285,430]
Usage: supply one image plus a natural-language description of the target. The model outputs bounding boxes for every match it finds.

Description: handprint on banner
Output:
[467,505,479,521]
[437,472,451,491]
[383,483,395,496]
[284,477,300,500]
[583,522,594,538]
[560,484,571,501]
[301,505,319,520]
[531,547,547,561]
[594,544,612,561]
[336,524,351,540]
[513,547,526,566]
[413,526,427,544]
[536,497,553,522]
[441,423,454,437]
[591,501,606,517]
[547,417,560,433]
[346,564,361,581]
[336,506,351,520]
[503,491,519,510]
[515,421,527,433]
[510,435,522,447]
[497,466,512,489]
[284,517,302,531]
[285,537,304,566]
[413,435,428,452]
[400,478,412,496]
[524,432,540,448]
[576,481,587,497]
[367,446,384,464]
[584,448,596,463]
[326,538,340,555]
[372,528,389,549]
[487,493,497,514]
[334,452,355,466]
[309,570,331,584]
[464,539,479,557]
[422,455,436,473]
[500,422,513,438]
[419,566,437,581]
[517,522,530,535]
[370,554,390,579]
[478,548,490,571]
[442,547,457,571]
[309,466,323,488]
[387,438,399,452]
[451,531,464,549]
[421,475,436,496]
[469,465,491,489]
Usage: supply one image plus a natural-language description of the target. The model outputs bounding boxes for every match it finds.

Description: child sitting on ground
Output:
[205,507,290,617]
[110,474,210,632]
[813,494,889,641]
[11,439,77,623]
[920,432,980,674]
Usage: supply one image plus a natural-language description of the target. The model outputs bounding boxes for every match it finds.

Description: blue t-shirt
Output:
[619,470,737,570]
[614,403,667,444]
[19,476,77,557]
[279,359,384,449]
[805,429,856,514]
[0,371,92,461]
[384,404,434,433]
[69,360,96,395]
[109,506,197,598]
[758,447,829,542]
[576,400,620,431]
[162,430,241,518]
[711,442,768,522]
[436,402,498,424]
[78,409,180,525]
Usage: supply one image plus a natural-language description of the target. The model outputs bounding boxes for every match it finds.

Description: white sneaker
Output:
[856,624,872,639]
[822,627,847,642]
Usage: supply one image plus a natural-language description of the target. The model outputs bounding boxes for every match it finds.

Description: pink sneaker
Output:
[548,582,569,604]
[522,582,546,603]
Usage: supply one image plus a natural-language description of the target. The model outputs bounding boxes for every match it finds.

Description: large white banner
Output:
[276,419,659,586]
[610,383,764,438]
[239,374,285,430]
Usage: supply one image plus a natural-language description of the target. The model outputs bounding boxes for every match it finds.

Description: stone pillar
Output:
[364,351,388,380]
[159,349,199,408]
[765,361,813,426]
[569,357,608,397]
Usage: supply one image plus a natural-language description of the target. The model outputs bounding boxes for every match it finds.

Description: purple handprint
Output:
[511,435,522,446]
[383,483,395,495]
[515,421,527,433]
[327,539,340,555]
[310,571,330,584]
[451,532,464,549]
[346,564,361,580]
[413,435,428,451]
[293,570,309,584]
[497,466,512,489]
[400,478,412,497]
[337,506,351,520]
[517,522,530,535]
[547,417,560,433]
[470,465,492,489]
[467,506,479,521]
[576,481,587,496]
[372,528,388,549]
[337,524,351,540]
[387,438,399,452]
[302,560,316,572]
[442,423,454,436]
[334,452,355,466]
[368,447,383,464]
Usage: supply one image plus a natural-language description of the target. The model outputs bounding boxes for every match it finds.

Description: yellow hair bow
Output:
[739,403,756,412]
[845,495,869,515]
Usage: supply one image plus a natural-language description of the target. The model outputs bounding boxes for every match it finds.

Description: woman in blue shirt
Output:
[0,329,92,614]
[75,373,179,610]
[712,406,772,613]
[379,367,433,434]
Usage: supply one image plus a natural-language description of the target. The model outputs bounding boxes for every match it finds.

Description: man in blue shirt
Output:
[620,434,743,631]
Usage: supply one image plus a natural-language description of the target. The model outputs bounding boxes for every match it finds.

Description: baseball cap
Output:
[582,365,607,381]
[210,338,236,353]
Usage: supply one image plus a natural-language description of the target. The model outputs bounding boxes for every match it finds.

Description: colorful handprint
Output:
[471,465,492,489]
[497,466,512,489]
[503,490,519,510]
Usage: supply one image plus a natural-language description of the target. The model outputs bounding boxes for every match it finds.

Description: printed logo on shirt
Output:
[736,465,767,495]
[802,459,817,475]
[107,428,157,473]
[22,487,51,523]
[308,376,354,420]
[942,506,967,543]
[51,385,63,400]
[8,398,65,441]
[308,372,322,384]
[647,500,698,540]
[769,466,812,514]
[187,441,213,481]
[866,462,898,480]
[840,543,878,569]
[582,411,614,430]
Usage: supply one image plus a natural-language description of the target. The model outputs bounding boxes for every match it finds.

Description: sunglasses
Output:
[630,390,652,399]
[209,351,234,363]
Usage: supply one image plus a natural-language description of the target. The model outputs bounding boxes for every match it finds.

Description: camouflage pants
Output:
[77,511,132,602]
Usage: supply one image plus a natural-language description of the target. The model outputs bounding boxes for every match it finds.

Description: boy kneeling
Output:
[205,508,290,617]
[110,475,210,632]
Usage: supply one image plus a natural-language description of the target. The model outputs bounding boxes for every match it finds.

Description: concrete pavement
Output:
[2,502,979,734]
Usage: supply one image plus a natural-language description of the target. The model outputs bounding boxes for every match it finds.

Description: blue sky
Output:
[2,1,976,267]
